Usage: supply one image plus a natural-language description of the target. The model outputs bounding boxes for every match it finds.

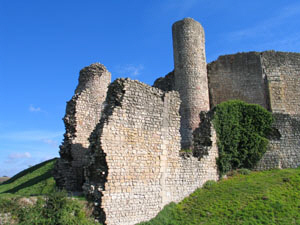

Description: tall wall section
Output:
[261,51,300,114]
[207,52,269,109]
[54,63,111,191]
[83,79,218,225]
[172,18,210,149]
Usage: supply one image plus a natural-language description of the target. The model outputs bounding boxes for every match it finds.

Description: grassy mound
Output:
[0,158,57,196]
[0,158,99,224]
[139,168,300,225]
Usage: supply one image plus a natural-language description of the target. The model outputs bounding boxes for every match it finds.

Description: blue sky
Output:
[1,0,300,177]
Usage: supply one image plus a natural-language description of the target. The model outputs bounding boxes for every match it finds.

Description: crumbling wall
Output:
[207,52,269,109]
[261,51,300,114]
[54,63,111,191]
[83,79,218,225]
[255,113,300,170]
[152,71,175,92]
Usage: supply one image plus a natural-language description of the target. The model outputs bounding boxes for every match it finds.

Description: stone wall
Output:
[261,51,300,114]
[83,79,218,225]
[54,63,111,191]
[172,18,210,149]
[207,52,269,109]
[207,51,300,114]
[255,113,300,170]
[153,71,175,92]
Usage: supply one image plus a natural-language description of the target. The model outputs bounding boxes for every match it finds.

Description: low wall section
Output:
[256,113,300,170]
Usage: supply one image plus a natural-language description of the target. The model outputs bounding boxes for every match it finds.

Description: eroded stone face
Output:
[207,52,269,109]
[83,79,218,225]
[54,63,111,191]
[255,113,300,170]
[54,17,300,225]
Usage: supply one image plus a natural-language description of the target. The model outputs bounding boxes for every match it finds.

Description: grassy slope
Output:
[0,158,57,196]
[139,168,300,225]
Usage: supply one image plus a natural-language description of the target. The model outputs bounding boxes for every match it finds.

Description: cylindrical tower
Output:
[172,18,209,149]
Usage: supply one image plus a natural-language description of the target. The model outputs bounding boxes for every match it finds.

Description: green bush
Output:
[238,168,252,175]
[213,100,273,176]
[1,190,98,225]
[203,180,217,190]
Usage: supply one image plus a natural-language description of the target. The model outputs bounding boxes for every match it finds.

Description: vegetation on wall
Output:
[212,100,273,176]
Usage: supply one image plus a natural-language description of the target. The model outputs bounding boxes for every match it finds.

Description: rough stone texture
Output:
[54,17,300,225]
[173,18,210,149]
[207,52,269,109]
[261,51,300,114]
[153,71,175,92]
[207,51,300,114]
[54,63,111,191]
[255,113,300,170]
[83,79,218,225]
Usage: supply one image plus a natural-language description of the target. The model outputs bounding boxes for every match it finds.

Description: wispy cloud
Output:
[29,104,47,113]
[0,130,63,142]
[5,152,32,164]
[116,64,144,77]
[160,0,198,17]
[8,152,31,159]
[228,3,300,40]
[42,139,59,148]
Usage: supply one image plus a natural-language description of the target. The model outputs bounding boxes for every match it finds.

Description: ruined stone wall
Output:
[83,79,218,225]
[172,18,210,149]
[54,63,111,191]
[256,113,300,170]
[207,52,269,109]
[152,71,175,92]
[261,51,300,114]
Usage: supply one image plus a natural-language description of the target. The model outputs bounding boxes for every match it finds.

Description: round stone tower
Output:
[172,18,209,149]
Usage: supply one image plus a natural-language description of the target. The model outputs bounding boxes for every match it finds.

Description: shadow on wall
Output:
[82,79,128,224]
[192,111,215,159]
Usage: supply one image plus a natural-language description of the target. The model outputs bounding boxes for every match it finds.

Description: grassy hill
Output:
[0,177,10,184]
[1,158,300,224]
[139,168,300,225]
[0,158,57,196]
[0,158,99,224]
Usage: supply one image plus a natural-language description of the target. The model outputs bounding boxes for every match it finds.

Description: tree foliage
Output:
[213,100,273,176]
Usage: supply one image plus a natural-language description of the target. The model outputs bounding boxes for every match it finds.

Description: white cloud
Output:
[8,152,31,159]
[160,0,198,17]
[29,105,42,112]
[228,3,300,41]
[0,130,63,142]
[42,139,59,148]
[116,64,144,77]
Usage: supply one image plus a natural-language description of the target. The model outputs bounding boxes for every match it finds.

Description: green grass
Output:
[0,158,100,224]
[0,158,57,196]
[139,168,300,225]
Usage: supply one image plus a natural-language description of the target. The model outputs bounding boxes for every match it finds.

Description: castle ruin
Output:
[54,18,300,224]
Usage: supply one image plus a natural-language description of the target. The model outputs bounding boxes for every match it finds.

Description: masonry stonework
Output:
[82,79,218,225]
[54,63,111,191]
[261,51,300,114]
[172,18,210,149]
[207,52,269,109]
[255,114,300,170]
[54,17,300,225]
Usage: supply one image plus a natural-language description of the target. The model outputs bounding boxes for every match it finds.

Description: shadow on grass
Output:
[1,158,57,185]
[2,170,53,194]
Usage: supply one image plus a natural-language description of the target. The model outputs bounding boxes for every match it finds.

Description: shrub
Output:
[238,168,252,175]
[203,180,217,190]
[213,100,273,176]
[2,190,98,225]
